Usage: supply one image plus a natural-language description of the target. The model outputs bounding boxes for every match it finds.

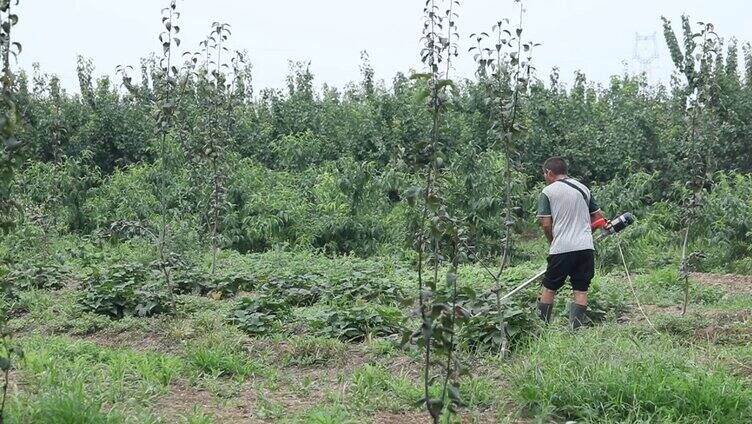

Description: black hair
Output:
[543,157,568,175]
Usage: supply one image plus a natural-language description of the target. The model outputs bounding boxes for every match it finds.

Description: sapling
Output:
[662,16,721,314]
[469,0,538,355]
[154,0,182,304]
[0,0,21,234]
[406,0,467,421]
[207,22,231,276]
[0,1,23,421]
[189,22,245,275]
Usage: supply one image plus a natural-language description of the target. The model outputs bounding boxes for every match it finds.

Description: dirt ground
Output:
[691,272,752,294]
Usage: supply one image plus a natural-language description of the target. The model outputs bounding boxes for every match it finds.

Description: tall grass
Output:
[508,325,752,423]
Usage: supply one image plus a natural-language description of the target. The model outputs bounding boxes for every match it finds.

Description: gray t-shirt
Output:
[536,178,601,255]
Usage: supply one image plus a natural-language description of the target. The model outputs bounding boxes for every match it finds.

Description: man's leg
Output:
[572,290,587,306]
[569,291,588,329]
[539,253,567,324]
[569,250,595,329]
[538,287,556,323]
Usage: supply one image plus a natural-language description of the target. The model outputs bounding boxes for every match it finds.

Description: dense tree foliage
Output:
[3,16,751,273]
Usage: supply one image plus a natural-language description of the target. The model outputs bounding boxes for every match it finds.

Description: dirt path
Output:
[691,272,752,294]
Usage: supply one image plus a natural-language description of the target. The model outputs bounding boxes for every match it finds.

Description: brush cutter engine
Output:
[591,212,635,238]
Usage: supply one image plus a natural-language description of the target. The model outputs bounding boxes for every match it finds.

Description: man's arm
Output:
[536,192,553,244]
[540,216,553,243]
[588,192,604,224]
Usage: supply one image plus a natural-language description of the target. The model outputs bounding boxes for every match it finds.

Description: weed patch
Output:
[508,326,752,423]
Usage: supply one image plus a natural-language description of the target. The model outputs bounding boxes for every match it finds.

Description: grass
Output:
[2,248,750,423]
[183,328,268,380]
[7,335,183,422]
[634,267,726,307]
[179,407,215,424]
[508,325,752,423]
[8,385,127,424]
[185,339,263,380]
[349,363,421,413]
[281,335,348,367]
[294,405,355,424]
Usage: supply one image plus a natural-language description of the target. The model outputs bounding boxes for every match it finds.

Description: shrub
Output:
[309,303,405,342]
[324,272,409,306]
[224,160,311,252]
[696,172,752,270]
[228,295,291,335]
[458,289,539,351]
[273,130,327,170]
[582,275,628,321]
[83,164,159,231]
[79,262,169,319]
[258,274,324,307]
[4,258,70,296]
[172,265,252,297]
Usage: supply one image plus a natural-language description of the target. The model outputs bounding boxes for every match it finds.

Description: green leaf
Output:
[0,357,10,371]
[436,79,454,91]
[413,86,430,103]
[410,72,432,80]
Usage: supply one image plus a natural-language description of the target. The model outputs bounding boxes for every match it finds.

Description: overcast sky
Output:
[14,0,752,94]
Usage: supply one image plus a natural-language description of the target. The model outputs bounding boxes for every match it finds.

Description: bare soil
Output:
[154,380,255,422]
[691,272,752,294]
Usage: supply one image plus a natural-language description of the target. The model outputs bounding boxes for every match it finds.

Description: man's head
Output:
[543,157,568,185]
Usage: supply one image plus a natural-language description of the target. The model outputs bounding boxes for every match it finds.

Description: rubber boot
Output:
[537,302,553,324]
[569,303,587,330]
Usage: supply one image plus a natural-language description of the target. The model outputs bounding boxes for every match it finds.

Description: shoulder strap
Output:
[557,178,589,203]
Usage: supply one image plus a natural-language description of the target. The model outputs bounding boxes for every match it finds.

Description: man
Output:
[536,157,604,329]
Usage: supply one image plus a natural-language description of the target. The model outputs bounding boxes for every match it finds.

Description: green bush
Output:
[4,258,71,296]
[172,264,252,297]
[324,272,409,306]
[309,302,405,342]
[458,289,540,351]
[257,273,324,307]
[83,164,159,230]
[696,172,752,270]
[228,295,291,335]
[79,262,170,319]
[224,160,311,252]
[273,130,328,170]
[584,275,628,321]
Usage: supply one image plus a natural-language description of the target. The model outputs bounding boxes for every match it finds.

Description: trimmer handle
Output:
[591,217,608,232]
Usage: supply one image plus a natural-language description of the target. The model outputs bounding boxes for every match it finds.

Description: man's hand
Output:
[590,210,606,232]
[539,216,553,244]
[590,209,605,224]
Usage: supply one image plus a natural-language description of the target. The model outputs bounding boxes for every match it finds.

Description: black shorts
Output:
[543,249,595,292]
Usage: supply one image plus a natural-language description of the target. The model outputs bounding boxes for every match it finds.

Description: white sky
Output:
[14,0,752,94]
